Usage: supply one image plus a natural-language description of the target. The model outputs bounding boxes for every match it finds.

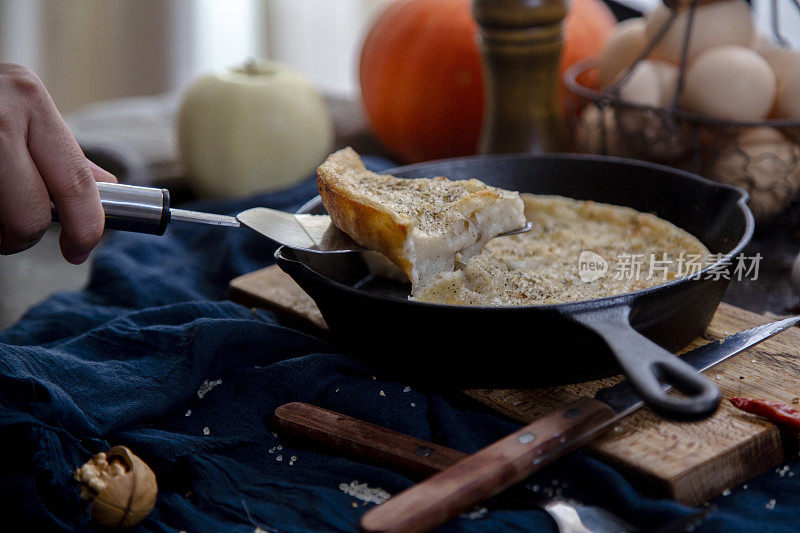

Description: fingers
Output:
[22,73,106,264]
[89,160,117,184]
[0,138,52,255]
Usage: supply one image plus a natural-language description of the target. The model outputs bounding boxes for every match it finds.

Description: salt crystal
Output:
[291,456,297,462]
[339,480,391,504]
[277,445,283,451]
[766,499,776,510]
[197,378,223,399]
[272,432,278,437]
[335,388,340,393]
[371,376,376,380]
[743,484,748,490]
[269,447,275,454]
[203,427,210,435]
[716,374,723,380]
[752,359,757,364]
[531,484,540,492]
[276,455,283,461]
[410,403,416,407]
[614,425,623,433]
[185,410,191,417]
[403,386,411,393]
[722,488,731,496]
[379,390,386,397]
[352,502,358,508]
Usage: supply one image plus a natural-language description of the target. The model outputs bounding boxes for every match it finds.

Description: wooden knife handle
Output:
[359,397,616,533]
[272,402,466,478]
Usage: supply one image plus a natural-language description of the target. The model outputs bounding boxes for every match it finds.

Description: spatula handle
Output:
[359,397,616,533]
[51,182,171,235]
[272,402,465,478]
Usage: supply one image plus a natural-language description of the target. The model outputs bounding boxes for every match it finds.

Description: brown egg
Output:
[575,104,619,155]
[776,65,800,120]
[709,127,800,221]
[617,60,679,108]
[612,60,686,161]
[754,38,800,87]
[645,0,753,64]
[598,18,648,88]
[681,46,776,121]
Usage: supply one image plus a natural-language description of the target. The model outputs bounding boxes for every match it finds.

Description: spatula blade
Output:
[236,207,366,252]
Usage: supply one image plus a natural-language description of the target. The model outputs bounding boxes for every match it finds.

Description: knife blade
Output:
[360,316,800,533]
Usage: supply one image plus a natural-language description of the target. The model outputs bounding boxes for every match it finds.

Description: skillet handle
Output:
[570,306,721,420]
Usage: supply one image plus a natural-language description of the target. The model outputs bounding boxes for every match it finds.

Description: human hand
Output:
[0,63,116,264]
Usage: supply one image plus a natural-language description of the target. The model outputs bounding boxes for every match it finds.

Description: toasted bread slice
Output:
[316,148,526,286]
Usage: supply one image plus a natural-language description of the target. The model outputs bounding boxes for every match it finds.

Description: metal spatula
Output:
[53,182,531,253]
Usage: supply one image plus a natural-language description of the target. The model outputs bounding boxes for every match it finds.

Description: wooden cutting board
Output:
[229,265,800,506]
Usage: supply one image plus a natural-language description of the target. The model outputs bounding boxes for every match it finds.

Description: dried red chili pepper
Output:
[729,397,800,431]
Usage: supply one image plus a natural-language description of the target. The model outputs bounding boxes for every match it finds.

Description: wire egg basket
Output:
[563,0,800,224]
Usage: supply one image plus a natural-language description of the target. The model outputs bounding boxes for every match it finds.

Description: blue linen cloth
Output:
[1,156,798,532]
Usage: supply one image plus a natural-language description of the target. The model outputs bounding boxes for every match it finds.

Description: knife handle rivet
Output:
[518,432,536,444]
[414,446,432,457]
[564,408,582,419]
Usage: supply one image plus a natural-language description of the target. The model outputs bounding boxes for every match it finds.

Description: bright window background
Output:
[191,0,259,78]
[0,0,796,113]
[0,0,389,112]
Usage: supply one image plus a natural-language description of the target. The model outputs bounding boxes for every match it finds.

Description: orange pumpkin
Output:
[359,0,616,163]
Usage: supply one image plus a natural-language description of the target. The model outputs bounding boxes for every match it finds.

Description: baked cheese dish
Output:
[317,148,526,287]
[316,149,710,306]
[415,195,711,305]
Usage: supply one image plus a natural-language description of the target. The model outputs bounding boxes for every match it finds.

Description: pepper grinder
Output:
[472,0,569,154]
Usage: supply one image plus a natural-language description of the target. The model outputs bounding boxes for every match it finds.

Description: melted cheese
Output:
[412,194,711,306]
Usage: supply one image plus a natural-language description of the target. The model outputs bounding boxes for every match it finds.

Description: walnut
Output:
[74,446,157,528]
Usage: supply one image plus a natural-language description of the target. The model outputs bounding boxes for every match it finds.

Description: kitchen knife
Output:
[50,182,530,252]
[359,315,800,533]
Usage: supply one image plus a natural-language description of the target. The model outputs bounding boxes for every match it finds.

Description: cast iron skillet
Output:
[275,154,754,420]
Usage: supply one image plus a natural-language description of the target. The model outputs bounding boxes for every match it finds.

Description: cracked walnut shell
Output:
[75,446,157,528]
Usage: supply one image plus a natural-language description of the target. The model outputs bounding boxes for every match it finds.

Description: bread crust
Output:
[316,147,525,286]
[317,148,414,276]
